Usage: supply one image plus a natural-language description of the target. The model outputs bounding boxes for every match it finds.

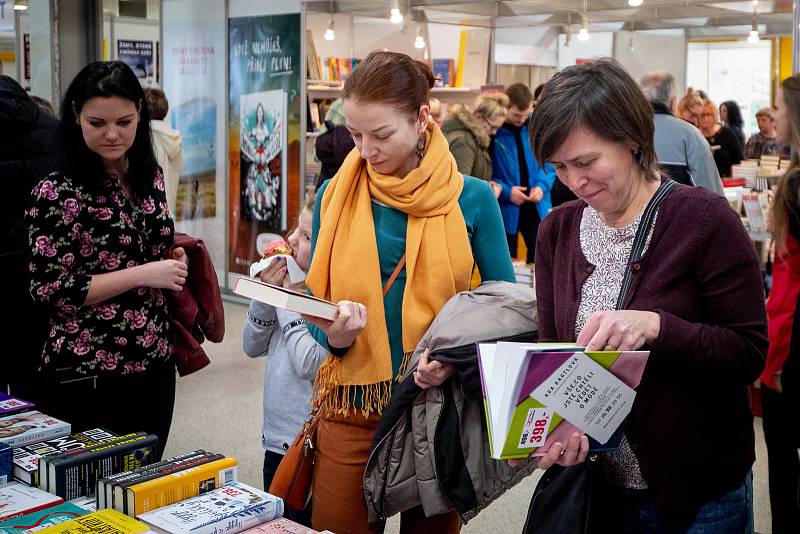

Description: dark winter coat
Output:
[441,105,493,181]
[0,75,58,386]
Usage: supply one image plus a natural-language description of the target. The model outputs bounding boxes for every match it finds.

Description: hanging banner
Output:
[162,0,227,278]
[228,13,301,278]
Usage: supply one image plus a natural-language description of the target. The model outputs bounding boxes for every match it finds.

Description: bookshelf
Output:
[307,82,480,105]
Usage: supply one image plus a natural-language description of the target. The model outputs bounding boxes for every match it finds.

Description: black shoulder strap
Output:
[614,179,679,310]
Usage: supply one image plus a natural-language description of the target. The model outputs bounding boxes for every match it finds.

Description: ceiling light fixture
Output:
[748,6,759,44]
[628,0,643,6]
[390,0,403,24]
[324,0,335,41]
[13,0,27,11]
[414,23,425,49]
[578,14,590,41]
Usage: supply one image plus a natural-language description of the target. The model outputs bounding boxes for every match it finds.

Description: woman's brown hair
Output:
[530,58,659,182]
[343,51,434,120]
[771,75,800,253]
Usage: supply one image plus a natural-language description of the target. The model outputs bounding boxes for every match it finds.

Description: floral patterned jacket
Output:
[26,171,175,375]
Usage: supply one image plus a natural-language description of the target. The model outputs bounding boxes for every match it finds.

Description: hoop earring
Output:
[416,135,426,160]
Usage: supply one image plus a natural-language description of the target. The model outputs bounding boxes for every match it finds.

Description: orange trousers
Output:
[311,411,462,534]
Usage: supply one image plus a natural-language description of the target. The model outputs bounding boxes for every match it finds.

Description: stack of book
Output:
[512,261,534,289]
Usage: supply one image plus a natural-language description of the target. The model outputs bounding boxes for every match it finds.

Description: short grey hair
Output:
[639,71,676,108]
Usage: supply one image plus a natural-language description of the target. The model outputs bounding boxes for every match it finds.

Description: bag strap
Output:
[383,254,406,297]
[614,179,679,311]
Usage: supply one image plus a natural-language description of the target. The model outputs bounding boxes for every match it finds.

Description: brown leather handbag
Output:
[268,254,407,510]
[268,411,319,510]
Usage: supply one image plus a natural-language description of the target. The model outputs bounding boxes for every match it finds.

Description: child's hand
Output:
[258,257,288,286]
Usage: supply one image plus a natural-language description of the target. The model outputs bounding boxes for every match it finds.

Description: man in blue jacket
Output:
[492,83,556,263]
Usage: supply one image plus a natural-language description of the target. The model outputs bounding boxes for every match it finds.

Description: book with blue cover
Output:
[137,481,283,534]
[477,342,649,460]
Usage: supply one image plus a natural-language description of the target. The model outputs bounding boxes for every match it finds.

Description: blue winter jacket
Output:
[491,123,556,235]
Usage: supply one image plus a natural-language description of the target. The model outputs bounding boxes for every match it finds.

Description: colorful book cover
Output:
[137,482,283,534]
[0,444,11,485]
[0,482,63,522]
[242,517,319,533]
[432,59,454,87]
[0,395,35,418]
[0,502,86,532]
[65,497,96,514]
[36,509,150,533]
[0,412,70,449]
[124,457,238,516]
[477,343,649,459]
[13,428,117,487]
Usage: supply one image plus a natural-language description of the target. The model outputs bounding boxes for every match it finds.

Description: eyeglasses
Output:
[482,116,500,134]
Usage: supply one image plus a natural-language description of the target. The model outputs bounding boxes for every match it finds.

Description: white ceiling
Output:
[305,0,795,37]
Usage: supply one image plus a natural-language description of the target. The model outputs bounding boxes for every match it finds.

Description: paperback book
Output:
[0,482,63,522]
[0,395,35,418]
[477,343,649,459]
[0,412,70,449]
[122,457,238,517]
[101,451,224,513]
[0,502,86,533]
[137,482,283,534]
[13,428,117,487]
[233,277,338,321]
[42,433,159,500]
[1,444,10,485]
[35,509,151,533]
[241,518,320,533]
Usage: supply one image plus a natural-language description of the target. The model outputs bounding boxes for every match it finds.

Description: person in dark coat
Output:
[0,75,59,394]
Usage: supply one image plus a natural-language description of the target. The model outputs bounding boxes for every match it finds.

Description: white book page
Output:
[477,344,501,454]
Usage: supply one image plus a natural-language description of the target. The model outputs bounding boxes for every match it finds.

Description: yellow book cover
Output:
[455,30,468,88]
[125,457,238,516]
[37,509,150,533]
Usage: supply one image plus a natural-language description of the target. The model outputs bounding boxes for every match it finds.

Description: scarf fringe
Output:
[312,356,393,418]
[396,351,414,382]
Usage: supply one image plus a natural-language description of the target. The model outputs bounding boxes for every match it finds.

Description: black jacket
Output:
[0,75,59,386]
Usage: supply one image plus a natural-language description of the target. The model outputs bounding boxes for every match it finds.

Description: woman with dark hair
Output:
[304,50,513,533]
[761,73,800,534]
[528,58,766,532]
[25,61,186,450]
[720,100,746,149]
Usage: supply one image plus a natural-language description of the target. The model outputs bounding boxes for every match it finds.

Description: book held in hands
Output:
[233,276,338,321]
[477,343,649,460]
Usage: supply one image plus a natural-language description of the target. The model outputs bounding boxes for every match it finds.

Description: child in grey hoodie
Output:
[242,194,326,525]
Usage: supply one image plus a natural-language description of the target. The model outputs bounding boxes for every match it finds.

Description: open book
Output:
[233,276,339,321]
[477,342,649,460]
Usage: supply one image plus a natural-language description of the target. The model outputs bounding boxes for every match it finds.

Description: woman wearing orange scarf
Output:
[304,52,515,534]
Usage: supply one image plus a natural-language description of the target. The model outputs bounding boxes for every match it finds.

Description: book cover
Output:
[0,412,70,449]
[242,518,319,533]
[39,433,143,494]
[36,509,151,533]
[124,457,238,517]
[13,428,117,487]
[98,450,213,510]
[137,482,283,534]
[233,276,338,320]
[46,434,159,501]
[0,502,86,532]
[432,59,454,87]
[0,482,63,522]
[66,497,96,514]
[103,451,223,512]
[477,343,649,459]
[305,30,320,80]
[0,395,35,418]
[0,444,10,485]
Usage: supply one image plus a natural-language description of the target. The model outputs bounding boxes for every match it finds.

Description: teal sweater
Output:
[310,176,515,387]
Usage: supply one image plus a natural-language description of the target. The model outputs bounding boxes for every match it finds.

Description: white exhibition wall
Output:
[614,30,687,94]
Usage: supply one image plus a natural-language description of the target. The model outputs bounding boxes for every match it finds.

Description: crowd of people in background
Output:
[1,51,799,534]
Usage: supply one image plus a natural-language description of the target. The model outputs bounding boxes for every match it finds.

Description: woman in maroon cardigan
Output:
[530,59,767,532]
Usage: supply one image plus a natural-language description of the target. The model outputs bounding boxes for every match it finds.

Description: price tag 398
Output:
[518,408,553,449]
